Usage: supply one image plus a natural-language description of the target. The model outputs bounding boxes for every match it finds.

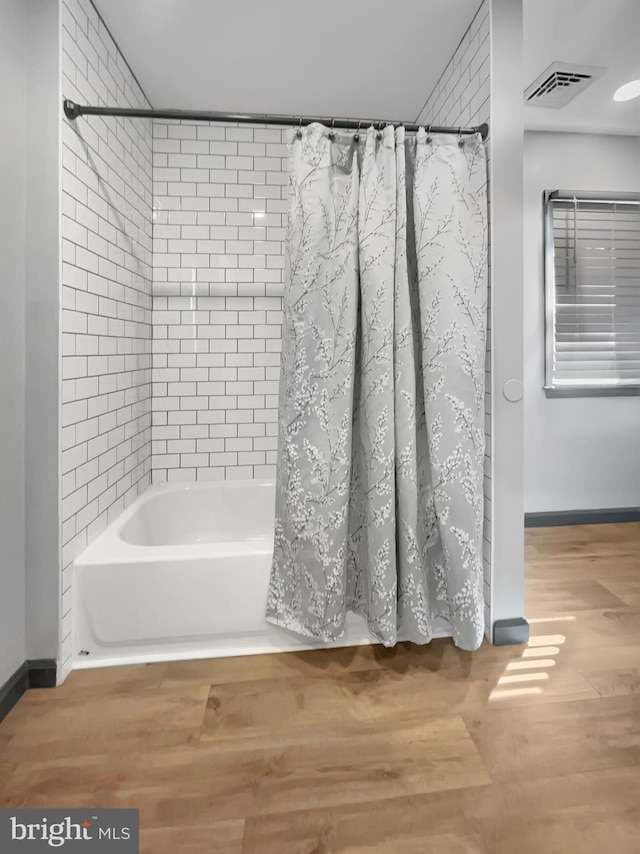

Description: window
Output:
[544,190,640,396]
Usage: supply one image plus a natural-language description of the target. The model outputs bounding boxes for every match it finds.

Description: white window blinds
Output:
[544,190,640,394]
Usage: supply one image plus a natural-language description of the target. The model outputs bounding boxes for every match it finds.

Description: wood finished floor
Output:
[2,523,640,852]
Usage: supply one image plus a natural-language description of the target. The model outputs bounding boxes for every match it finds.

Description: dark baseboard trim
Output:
[0,659,57,723]
[493,618,530,646]
[0,663,28,723]
[525,507,640,528]
[27,658,57,689]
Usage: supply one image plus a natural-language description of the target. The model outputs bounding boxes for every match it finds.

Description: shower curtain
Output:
[266,123,488,652]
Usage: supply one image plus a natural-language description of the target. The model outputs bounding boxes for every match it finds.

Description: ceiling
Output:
[524,0,640,135]
[92,0,481,122]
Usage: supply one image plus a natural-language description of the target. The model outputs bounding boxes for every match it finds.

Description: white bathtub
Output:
[72,479,394,669]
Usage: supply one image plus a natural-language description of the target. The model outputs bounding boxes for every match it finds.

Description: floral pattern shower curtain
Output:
[266,123,488,652]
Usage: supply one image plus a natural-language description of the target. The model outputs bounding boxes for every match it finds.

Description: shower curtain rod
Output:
[62,100,489,141]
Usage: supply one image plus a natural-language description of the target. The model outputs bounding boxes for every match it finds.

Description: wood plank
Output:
[248,717,491,815]
[529,607,640,649]
[526,553,640,582]
[558,642,640,671]
[525,578,628,615]
[40,663,168,698]
[0,685,210,761]
[0,719,489,819]
[526,521,640,562]
[243,786,490,854]
[160,645,400,687]
[598,576,640,606]
[199,655,598,745]
[462,693,640,782]
[243,764,640,854]
[141,821,245,854]
[582,668,640,697]
[0,743,258,821]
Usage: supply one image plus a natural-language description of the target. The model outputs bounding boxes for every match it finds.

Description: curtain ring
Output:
[296,117,303,139]
[328,118,335,141]
[426,124,432,144]
[354,120,361,143]
[376,119,382,141]
[458,127,465,147]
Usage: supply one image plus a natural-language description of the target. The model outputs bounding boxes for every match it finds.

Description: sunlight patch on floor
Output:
[506,658,556,671]
[522,645,560,657]
[498,672,549,685]
[489,686,544,700]
[527,634,566,646]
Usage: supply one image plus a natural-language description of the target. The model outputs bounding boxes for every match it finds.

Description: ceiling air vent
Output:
[524,62,606,108]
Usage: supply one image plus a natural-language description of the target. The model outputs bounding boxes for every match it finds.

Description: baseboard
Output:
[0,658,57,723]
[0,663,28,723]
[27,658,57,689]
[493,618,530,646]
[525,507,640,528]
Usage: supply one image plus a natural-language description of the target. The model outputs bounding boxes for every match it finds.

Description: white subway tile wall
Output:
[151,121,288,482]
[61,0,153,672]
[416,1,489,129]
[417,0,492,629]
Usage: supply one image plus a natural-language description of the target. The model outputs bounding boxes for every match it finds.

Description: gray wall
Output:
[0,0,28,686]
[0,0,61,686]
[488,0,526,626]
[25,0,61,661]
[524,131,640,512]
